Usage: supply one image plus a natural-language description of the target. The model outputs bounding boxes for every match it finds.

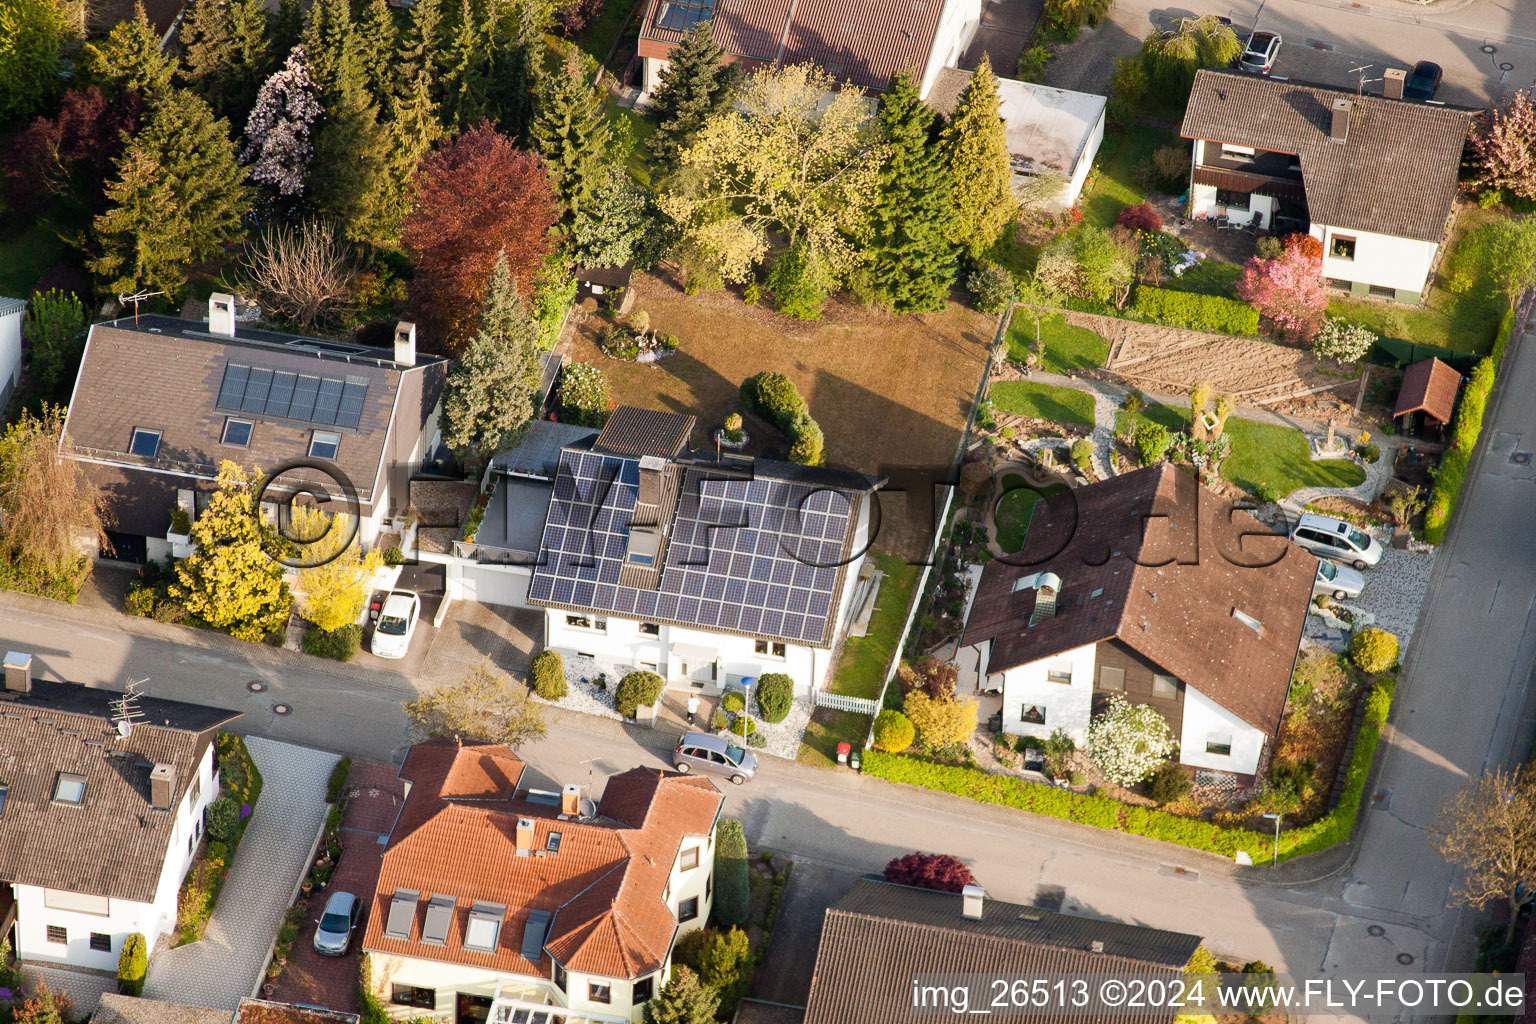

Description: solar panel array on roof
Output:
[528,449,854,645]
[655,0,714,31]
[216,362,370,429]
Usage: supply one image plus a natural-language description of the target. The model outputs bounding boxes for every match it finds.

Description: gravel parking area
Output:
[1304,543,1435,655]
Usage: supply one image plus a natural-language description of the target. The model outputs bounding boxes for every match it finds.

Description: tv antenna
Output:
[117,290,165,324]
[111,680,148,738]
[1348,63,1381,98]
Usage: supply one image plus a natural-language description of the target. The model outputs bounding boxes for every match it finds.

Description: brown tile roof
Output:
[1182,70,1471,242]
[593,407,695,460]
[803,879,1202,1024]
[64,315,447,507]
[0,680,239,903]
[960,466,1313,737]
[94,994,233,1024]
[1190,166,1306,203]
[363,742,722,981]
[233,1001,358,1024]
[1394,357,1461,424]
[637,0,944,92]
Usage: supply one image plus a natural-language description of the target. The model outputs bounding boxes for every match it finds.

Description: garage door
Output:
[459,564,531,607]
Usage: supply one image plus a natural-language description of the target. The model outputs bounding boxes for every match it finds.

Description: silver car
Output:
[673,732,758,785]
[1313,558,1364,601]
[1239,30,1281,73]
[1289,512,1384,569]
[313,891,360,956]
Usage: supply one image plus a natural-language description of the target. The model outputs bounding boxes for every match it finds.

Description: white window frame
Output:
[1221,143,1257,159]
[1206,733,1234,757]
[309,431,341,460]
[129,428,161,458]
[1045,663,1073,684]
[754,640,787,659]
[220,418,253,448]
[565,614,607,633]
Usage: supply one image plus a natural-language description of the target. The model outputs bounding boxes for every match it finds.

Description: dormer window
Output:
[221,418,253,447]
[1221,143,1256,159]
[463,901,505,952]
[53,772,86,805]
[626,526,659,566]
[309,431,340,460]
[129,428,161,458]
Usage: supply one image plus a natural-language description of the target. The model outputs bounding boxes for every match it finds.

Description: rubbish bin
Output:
[849,749,862,772]
[836,742,851,765]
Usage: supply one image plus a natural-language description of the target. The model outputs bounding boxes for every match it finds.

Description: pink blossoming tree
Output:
[241,46,322,197]
[1236,239,1327,343]
[1470,89,1536,201]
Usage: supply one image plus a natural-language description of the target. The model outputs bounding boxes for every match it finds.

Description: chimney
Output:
[207,292,236,338]
[961,884,986,920]
[1091,940,1105,954]
[1028,572,1062,625]
[149,763,174,810]
[3,652,31,694]
[515,817,535,856]
[394,321,417,367]
[560,783,582,816]
[1383,68,1406,100]
[1329,99,1352,143]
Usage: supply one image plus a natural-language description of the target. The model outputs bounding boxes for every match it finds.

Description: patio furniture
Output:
[1240,211,1263,232]
[1215,214,1231,230]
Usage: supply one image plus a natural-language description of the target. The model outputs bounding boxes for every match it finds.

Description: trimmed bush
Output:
[1146,761,1191,805]
[1131,286,1261,335]
[326,758,352,804]
[712,818,749,926]
[0,554,92,603]
[531,649,567,700]
[967,261,1015,315]
[1426,309,1513,543]
[302,624,362,662]
[873,709,916,752]
[787,412,825,466]
[883,851,976,892]
[126,584,156,617]
[1070,438,1093,473]
[740,371,825,466]
[755,672,793,723]
[152,598,187,624]
[1349,628,1399,674]
[729,715,756,736]
[721,691,746,714]
[615,670,664,718]
[117,933,147,995]
[206,796,239,843]
[1117,202,1163,233]
[1134,422,1170,466]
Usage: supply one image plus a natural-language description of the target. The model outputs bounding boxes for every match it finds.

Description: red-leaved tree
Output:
[402,122,558,352]
[1116,202,1162,233]
[1236,237,1327,343]
[883,852,977,893]
[5,87,143,212]
[1470,89,1536,201]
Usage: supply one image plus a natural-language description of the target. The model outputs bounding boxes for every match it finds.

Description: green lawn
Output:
[603,96,657,187]
[1159,259,1243,298]
[826,551,921,700]
[990,381,1096,426]
[798,708,872,767]
[1080,122,1179,230]
[1115,400,1186,438]
[1007,312,1110,374]
[0,211,75,299]
[571,0,639,66]
[995,482,1068,553]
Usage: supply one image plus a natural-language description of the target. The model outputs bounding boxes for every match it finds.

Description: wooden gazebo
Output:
[1393,357,1460,435]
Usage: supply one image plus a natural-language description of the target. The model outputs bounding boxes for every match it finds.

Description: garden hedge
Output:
[615,670,664,718]
[1131,287,1261,336]
[1425,308,1514,543]
[302,624,362,662]
[756,673,793,723]
[117,933,147,995]
[712,818,749,926]
[862,674,1394,863]
[740,372,825,466]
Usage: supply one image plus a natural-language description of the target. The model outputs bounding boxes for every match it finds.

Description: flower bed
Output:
[539,653,626,721]
[176,733,262,945]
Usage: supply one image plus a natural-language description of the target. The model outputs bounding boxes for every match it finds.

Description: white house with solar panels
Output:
[455,407,886,699]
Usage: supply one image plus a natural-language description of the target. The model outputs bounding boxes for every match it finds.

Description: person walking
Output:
[686,694,700,725]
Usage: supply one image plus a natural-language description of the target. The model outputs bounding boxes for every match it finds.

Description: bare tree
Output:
[0,405,110,566]
[402,658,548,750]
[1431,767,1536,942]
[238,219,357,331]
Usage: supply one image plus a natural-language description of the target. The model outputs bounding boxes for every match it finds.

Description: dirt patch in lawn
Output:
[566,271,996,558]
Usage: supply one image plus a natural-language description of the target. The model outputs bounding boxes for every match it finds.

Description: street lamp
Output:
[1261,813,1281,866]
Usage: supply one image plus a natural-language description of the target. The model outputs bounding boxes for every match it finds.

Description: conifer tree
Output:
[378,65,442,223]
[83,0,176,101]
[266,0,303,62]
[531,52,611,227]
[356,0,397,107]
[179,0,269,122]
[396,0,441,88]
[642,968,719,1024]
[88,146,192,296]
[482,1,539,137]
[941,55,1016,261]
[0,0,68,126]
[868,69,958,312]
[242,45,322,198]
[137,88,250,263]
[436,0,489,130]
[646,21,736,174]
[302,0,363,102]
[309,88,394,244]
[441,252,543,455]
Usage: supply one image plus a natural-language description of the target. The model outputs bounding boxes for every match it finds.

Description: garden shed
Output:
[1392,357,1460,436]
[575,263,636,314]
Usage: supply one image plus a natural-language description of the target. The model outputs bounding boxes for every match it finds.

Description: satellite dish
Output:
[579,798,597,818]
[117,720,132,738]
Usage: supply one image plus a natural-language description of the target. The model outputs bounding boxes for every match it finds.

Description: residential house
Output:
[955,465,1315,783]
[0,652,238,973]
[803,877,1203,1024]
[361,740,723,1024]
[94,995,359,1024]
[61,295,448,563]
[635,0,982,99]
[518,406,885,699]
[1181,69,1472,302]
[928,68,1107,210]
[0,296,23,412]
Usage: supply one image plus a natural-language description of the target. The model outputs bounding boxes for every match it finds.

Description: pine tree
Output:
[374,65,443,233]
[83,0,176,101]
[531,52,611,227]
[88,145,193,296]
[868,70,958,312]
[646,21,737,174]
[396,0,440,88]
[266,0,303,62]
[179,0,269,122]
[356,0,397,108]
[436,0,489,130]
[309,88,394,244]
[302,0,363,102]
[482,0,539,136]
[0,0,68,126]
[942,55,1016,261]
[441,252,542,454]
[138,88,250,263]
[242,45,322,197]
[642,968,719,1024]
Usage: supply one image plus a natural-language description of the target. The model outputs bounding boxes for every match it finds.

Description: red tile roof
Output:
[362,741,722,981]
[1393,357,1461,424]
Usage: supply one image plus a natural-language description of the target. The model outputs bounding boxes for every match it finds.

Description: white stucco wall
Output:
[17,744,218,970]
[1177,683,1268,776]
[1312,223,1438,296]
[0,304,22,407]
[1189,182,1277,230]
[918,0,983,97]
[996,642,1098,742]
[1062,108,1106,209]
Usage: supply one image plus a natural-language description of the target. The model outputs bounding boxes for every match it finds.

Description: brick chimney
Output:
[207,293,236,338]
[1383,68,1406,100]
[149,763,175,810]
[1329,99,1353,144]
[394,321,417,367]
[515,817,535,856]
[3,652,31,694]
[561,784,582,816]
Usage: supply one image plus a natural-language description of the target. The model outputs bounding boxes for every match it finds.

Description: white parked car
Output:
[370,590,421,659]
[1289,512,1384,569]
[1313,558,1364,601]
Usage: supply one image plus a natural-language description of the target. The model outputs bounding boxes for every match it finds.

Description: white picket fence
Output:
[812,690,881,716]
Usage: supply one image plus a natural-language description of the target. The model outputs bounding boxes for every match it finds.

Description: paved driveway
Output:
[420,600,541,686]
[751,861,864,1006]
[145,738,339,1010]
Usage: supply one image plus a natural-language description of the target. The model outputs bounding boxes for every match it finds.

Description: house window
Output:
[565,615,605,632]
[309,431,341,460]
[554,963,568,993]
[706,872,713,899]
[640,622,660,636]
[1020,704,1046,725]
[1330,235,1357,261]
[755,640,786,658]
[1221,144,1256,159]
[1151,674,1179,699]
[633,975,655,1004]
[678,896,699,922]
[680,845,699,871]
[220,418,253,447]
[589,983,611,1004]
[0,784,7,816]
[1215,188,1250,211]
[46,926,67,945]
[1206,734,1233,756]
[463,900,505,952]
[53,772,86,805]
[128,428,161,458]
[1045,663,1072,684]
[391,985,436,1009]
[89,933,112,953]
[1098,666,1125,692]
